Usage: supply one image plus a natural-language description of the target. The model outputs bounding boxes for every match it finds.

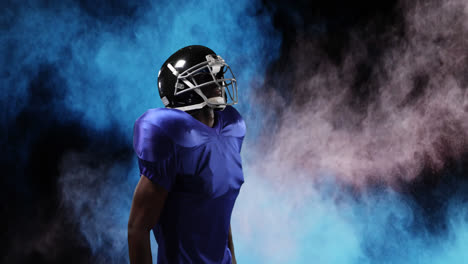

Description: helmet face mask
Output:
[158,46,238,112]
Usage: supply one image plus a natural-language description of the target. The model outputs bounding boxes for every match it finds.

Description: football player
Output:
[128,45,245,264]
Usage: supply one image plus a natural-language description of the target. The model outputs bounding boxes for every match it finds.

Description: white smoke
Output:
[58,151,139,263]
[252,0,468,187]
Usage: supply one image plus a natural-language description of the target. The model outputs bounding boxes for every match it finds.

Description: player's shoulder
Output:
[221,105,243,121]
[219,105,246,137]
[136,107,188,128]
[134,107,192,140]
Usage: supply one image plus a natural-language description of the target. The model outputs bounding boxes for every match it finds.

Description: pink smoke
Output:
[250,0,468,187]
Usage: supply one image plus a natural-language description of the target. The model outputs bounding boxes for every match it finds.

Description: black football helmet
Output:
[157,45,238,112]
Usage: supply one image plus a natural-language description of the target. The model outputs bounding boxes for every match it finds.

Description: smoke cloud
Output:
[58,151,136,263]
[2,0,280,263]
[253,0,468,186]
[231,0,468,263]
[3,0,468,263]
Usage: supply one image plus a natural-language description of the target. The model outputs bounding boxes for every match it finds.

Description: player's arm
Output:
[228,224,237,264]
[128,175,168,264]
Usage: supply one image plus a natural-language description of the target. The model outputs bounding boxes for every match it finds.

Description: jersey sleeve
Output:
[133,117,177,191]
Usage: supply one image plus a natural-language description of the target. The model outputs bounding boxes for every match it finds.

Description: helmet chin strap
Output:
[172,101,207,112]
[171,96,225,112]
[193,88,226,110]
[172,80,226,111]
[206,96,226,110]
[172,99,225,112]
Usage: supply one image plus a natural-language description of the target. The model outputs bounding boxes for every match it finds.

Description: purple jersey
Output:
[133,105,245,264]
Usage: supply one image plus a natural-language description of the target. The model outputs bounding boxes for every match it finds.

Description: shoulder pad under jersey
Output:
[133,108,197,162]
[219,105,246,138]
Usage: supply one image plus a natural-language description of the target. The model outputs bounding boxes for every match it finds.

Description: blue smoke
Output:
[2,0,280,136]
[2,0,280,262]
[233,173,468,264]
[4,0,468,263]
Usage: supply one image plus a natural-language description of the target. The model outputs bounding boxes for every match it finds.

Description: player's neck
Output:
[190,107,215,128]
